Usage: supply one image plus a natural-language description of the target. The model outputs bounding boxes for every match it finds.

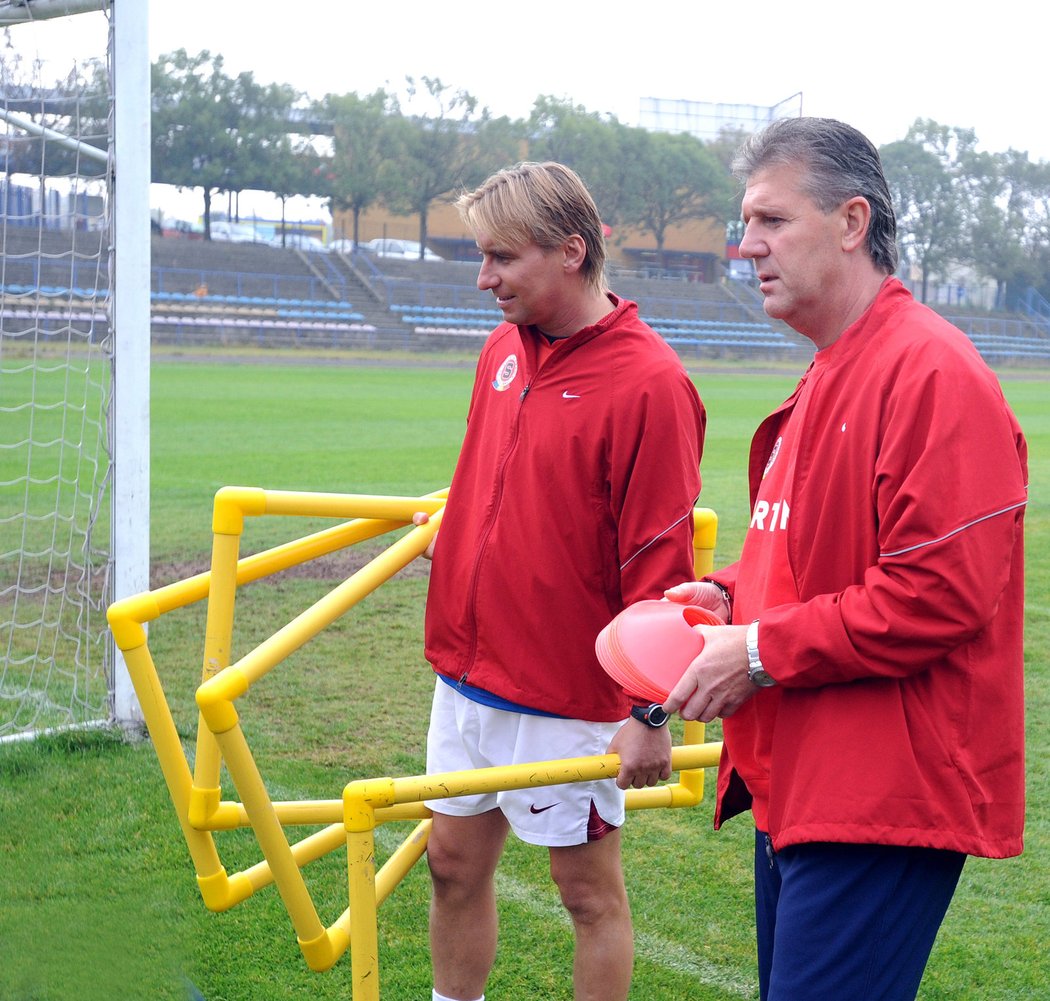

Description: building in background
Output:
[638,93,803,142]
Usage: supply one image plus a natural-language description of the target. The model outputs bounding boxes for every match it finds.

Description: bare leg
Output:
[427,809,510,1000]
[549,829,633,1001]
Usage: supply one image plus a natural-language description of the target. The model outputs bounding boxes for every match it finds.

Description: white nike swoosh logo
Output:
[562,391,581,399]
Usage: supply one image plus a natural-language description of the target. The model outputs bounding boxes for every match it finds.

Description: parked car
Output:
[210,220,262,243]
[362,237,443,261]
[270,233,329,253]
[328,238,358,254]
[160,219,204,240]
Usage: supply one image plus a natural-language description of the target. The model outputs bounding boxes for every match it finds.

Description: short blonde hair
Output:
[456,161,606,292]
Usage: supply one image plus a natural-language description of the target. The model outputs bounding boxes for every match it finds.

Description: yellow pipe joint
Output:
[300,927,351,973]
[106,593,161,650]
[195,667,248,734]
[344,778,396,832]
[693,506,718,550]
[196,867,253,912]
[187,785,222,830]
[212,485,266,536]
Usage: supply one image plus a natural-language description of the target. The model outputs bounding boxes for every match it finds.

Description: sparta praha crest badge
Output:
[492,353,518,392]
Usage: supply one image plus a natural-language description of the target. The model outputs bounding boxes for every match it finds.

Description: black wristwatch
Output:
[630,703,670,728]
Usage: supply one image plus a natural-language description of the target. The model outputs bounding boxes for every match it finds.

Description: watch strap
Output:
[709,580,733,620]
[630,703,670,727]
[746,619,776,687]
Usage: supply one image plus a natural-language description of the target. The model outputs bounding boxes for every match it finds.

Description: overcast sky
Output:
[7,1,1048,222]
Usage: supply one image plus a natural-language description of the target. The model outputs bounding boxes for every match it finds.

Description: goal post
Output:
[110,0,150,730]
[0,0,149,740]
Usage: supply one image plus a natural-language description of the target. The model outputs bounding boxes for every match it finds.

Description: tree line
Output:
[3,46,1048,308]
[149,50,740,264]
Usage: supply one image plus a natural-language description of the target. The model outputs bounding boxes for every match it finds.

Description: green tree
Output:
[0,47,108,181]
[1025,159,1050,303]
[260,139,322,246]
[379,77,521,257]
[620,128,735,261]
[151,50,304,238]
[224,76,302,227]
[321,89,395,247]
[880,119,975,303]
[526,97,633,228]
[705,125,752,219]
[528,99,737,258]
[151,50,241,237]
[965,148,1040,308]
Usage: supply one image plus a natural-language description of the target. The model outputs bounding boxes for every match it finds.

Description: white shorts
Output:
[425,679,627,847]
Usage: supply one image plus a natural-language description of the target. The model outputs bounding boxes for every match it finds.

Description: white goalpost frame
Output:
[0,0,149,738]
[110,0,150,730]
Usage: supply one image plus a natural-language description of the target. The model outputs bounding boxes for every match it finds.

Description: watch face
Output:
[750,669,776,688]
[647,704,670,726]
[632,703,670,727]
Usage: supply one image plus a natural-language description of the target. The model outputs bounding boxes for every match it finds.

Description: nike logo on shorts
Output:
[529,803,558,814]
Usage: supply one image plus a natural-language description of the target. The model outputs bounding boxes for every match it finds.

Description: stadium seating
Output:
[4,228,1046,361]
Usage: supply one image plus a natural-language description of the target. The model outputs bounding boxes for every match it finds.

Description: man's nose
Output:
[738,222,762,259]
[477,261,496,291]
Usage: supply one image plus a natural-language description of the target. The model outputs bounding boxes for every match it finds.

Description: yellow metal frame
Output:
[106,487,721,1000]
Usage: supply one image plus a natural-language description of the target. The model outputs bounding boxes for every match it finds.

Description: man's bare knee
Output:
[427,839,477,894]
[428,810,508,894]
[549,839,628,927]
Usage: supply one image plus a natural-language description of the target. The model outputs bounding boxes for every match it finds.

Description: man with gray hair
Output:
[663,118,1027,1000]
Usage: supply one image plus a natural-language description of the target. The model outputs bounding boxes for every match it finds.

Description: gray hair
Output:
[732,117,898,274]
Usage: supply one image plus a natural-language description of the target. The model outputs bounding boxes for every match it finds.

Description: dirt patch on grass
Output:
[150,542,431,591]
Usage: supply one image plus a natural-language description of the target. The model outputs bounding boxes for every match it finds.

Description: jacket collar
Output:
[813,276,910,371]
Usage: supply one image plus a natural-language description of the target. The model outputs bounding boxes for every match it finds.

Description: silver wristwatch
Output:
[746,619,776,687]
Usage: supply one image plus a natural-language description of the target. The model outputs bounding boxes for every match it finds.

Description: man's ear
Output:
[562,233,588,273]
[841,196,871,253]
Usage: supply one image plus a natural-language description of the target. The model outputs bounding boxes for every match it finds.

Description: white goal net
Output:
[0,1,148,740]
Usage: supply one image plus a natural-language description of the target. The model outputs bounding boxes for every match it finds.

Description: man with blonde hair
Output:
[416,161,706,1000]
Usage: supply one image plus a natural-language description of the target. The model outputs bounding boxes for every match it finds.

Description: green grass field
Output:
[1,352,1047,1000]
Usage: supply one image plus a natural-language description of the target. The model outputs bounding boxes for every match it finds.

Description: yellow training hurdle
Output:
[106,487,721,1000]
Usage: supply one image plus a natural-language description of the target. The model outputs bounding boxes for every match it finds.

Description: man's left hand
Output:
[661,624,755,722]
[608,718,673,790]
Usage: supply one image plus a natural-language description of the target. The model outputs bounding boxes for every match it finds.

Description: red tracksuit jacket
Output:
[713,279,1028,859]
[424,295,706,722]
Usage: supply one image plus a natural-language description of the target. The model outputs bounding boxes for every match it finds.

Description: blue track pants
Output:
[754,830,965,1001]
